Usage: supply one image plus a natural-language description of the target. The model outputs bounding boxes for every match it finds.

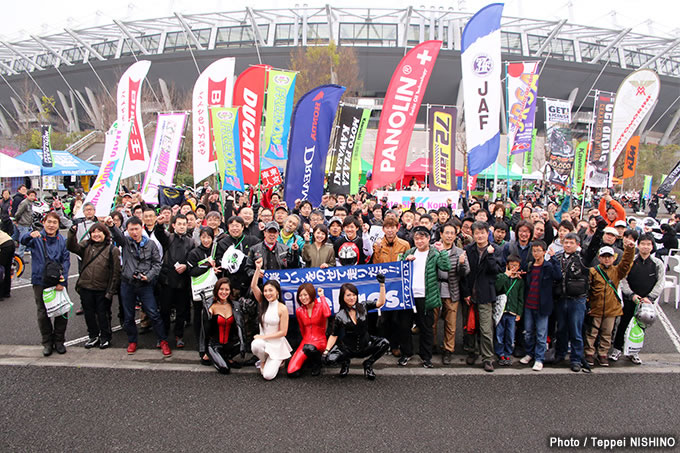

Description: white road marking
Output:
[64,319,141,346]
[656,303,680,354]
[11,273,79,290]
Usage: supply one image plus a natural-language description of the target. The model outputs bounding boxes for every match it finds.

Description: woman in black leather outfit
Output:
[323,274,389,380]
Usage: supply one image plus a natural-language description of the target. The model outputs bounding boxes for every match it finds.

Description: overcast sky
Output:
[3,0,679,42]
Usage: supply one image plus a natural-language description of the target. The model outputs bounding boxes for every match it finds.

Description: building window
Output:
[274,23,301,46]
[36,53,56,67]
[501,31,522,54]
[339,23,397,47]
[307,23,330,45]
[13,59,30,72]
[579,41,620,66]
[62,47,83,63]
[624,49,653,69]
[528,35,576,61]
[91,40,118,58]
[215,24,269,48]
[164,29,210,52]
[406,24,420,47]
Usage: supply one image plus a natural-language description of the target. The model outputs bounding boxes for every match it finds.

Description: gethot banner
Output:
[369,40,442,190]
[264,261,414,315]
[117,60,151,179]
[211,107,244,192]
[544,99,572,128]
[429,107,457,191]
[141,113,187,204]
[263,70,296,160]
[284,84,345,208]
[462,3,504,176]
[327,105,365,194]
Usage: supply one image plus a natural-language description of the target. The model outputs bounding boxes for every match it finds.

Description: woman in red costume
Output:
[287,283,331,377]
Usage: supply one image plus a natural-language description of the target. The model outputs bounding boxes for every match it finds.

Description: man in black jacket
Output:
[215,216,259,297]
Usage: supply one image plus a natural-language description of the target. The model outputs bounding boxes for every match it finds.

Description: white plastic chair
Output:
[662,255,680,309]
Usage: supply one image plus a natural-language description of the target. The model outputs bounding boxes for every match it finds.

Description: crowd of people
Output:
[0,181,672,379]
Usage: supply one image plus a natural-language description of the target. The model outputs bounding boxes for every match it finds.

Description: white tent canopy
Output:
[0,153,41,177]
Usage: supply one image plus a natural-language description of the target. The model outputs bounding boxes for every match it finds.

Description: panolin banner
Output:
[506,62,539,155]
[284,84,345,207]
[622,136,640,179]
[233,65,269,185]
[545,126,574,187]
[375,190,460,212]
[41,125,53,167]
[350,108,371,194]
[573,141,588,193]
[428,107,457,191]
[369,40,442,190]
[263,69,297,160]
[523,128,537,174]
[585,92,615,188]
[117,60,151,179]
[80,120,131,218]
[192,58,236,184]
[327,105,365,194]
[544,99,572,128]
[657,160,680,197]
[642,175,653,199]
[211,107,244,192]
[264,261,414,315]
[141,112,187,204]
[462,3,504,176]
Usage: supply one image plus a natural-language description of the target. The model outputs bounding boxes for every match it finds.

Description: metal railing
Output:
[64,130,104,155]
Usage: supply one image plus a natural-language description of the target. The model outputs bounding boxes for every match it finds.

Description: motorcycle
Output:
[664,196,678,215]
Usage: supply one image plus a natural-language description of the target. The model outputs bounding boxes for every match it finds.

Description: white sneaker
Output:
[532,361,543,371]
[628,354,642,365]
[608,348,622,362]
[520,355,533,365]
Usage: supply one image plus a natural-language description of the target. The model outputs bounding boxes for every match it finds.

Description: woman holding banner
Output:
[287,283,331,377]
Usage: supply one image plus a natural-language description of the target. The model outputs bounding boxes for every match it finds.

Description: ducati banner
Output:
[141,112,187,204]
[41,125,53,167]
[545,126,574,188]
[585,92,615,188]
[428,107,457,191]
[117,60,151,179]
[506,62,539,155]
[369,40,442,189]
[622,136,640,180]
[263,70,296,160]
[350,108,371,194]
[327,105,366,194]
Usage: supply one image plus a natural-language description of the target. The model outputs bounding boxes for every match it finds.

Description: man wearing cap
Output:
[584,238,635,367]
[598,193,626,227]
[246,221,300,278]
[590,226,624,267]
[327,217,343,245]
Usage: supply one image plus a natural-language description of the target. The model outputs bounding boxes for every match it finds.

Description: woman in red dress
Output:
[287,283,331,377]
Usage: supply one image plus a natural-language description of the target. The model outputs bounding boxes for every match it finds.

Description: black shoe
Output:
[483,360,494,372]
[398,355,411,366]
[339,362,350,378]
[42,344,53,356]
[363,362,376,380]
[54,343,66,354]
[422,360,434,369]
[570,363,582,372]
[243,356,259,366]
[84,337,99,349]
[466,353,477,366]
[311,364,322,376]
[442,351,452,365]
[228,360,242,369]
[76,307,84,316]
[99,340,111,350]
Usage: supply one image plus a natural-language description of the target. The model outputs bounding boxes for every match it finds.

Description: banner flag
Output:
[117,60,151,179]
[41,125,53,167]
[610,69,660,186]
[260,166,283,190]
[622,136,640,180]
[284,84,346,207]
[642,175,653,200]
[234,65,269,185]
[263,70,297,160]
[523,128,537,174]
[375,190,460,212]
[428,107,457,191]
[264,261,414,315]
[350,108,371,194]
[158,185,186,207]
[141,113,187,204]
[211,107,244,191]
[327,105,365,194]
[573,141,588,193]
[80,120,131,218]
[661,174,667,184]
[506,62,539,155]
[585,92,615,188]
[545,126,574,187]
[462,3,504,176]
[544,99,572,128]
[369,40,442,189]
[657,163,680,197]
[192,58,236,184]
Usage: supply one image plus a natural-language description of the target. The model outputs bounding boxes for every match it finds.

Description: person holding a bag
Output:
[494,254,525,366]
[20,212,71,356]
[67,222,120,349]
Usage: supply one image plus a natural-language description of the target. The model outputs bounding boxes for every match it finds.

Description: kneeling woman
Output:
[324,274,389,380]
[287,283,331,377]
[203,277,247,374]
[250,258,292,380]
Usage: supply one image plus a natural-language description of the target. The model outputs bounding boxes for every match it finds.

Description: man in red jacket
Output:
[598,193,625,227]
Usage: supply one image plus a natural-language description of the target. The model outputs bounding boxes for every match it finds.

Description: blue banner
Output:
[284,84,345,208]
[263,261,414,315]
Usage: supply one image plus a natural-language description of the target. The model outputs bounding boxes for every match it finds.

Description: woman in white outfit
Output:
[250,257,292,380]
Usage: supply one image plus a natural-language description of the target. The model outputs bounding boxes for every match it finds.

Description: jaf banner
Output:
[327,105,367,194]
[117,60,151,179]
[506,62,539,155]
[41,125,53,167]
[284,84,345,208]
[233,65,269,185]
[545,126,574,187]
[263,70,296,160]
[158,185,186,207]
[264,261,414,315]
[141,112,187,204]
[350,108,371,194]
[573,141,588,193]
[80,121,131,218]
[544,99,572,128]
[657,160,680,197]
[369,40,442,190]
[462,3,504,176]
[622,136,640,180]
[192,58,236,184]
[428,107,457,191]
[211,107,244,191]
[585,92,615,188]
[642,175,653,200]
[375,190,460,212]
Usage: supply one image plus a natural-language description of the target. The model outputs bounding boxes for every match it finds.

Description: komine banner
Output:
[327,105,365,194]
[506,62,539,155]
[211,107,244,191]
[141,113,187,204]
[80,121,131,218]
[461,3,504,176]
[369,40,442,189]
[117,60,151,179]
[284,84,345,207]
[545,126,575,187]
[585,92,615,188]
[350,108,371,194]
[41,125,53,167]
[192,58,236,184]
[428,107,457,191]
[375,190,460,212]
[573,141,588,193]
[622,135,640,180]
[544,99,572,128]
[263,70,296,160]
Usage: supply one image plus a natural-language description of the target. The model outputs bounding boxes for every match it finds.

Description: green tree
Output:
[633,143,680,192]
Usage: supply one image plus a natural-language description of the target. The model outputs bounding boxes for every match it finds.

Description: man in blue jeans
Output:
[520,240,562,371]
[106,215,171,358]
